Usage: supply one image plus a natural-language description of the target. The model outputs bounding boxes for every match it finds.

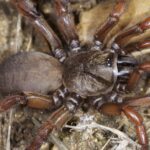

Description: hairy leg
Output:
[112,17,150,51]
[124,95,150,107]
[0,87,68,112]
[127,62,150,90]
[26,93,82,150]
[123,39,150,54]
[94,0,126,49]
[52,0,80,52]
[11,0,66,62]
[26,106,73,150]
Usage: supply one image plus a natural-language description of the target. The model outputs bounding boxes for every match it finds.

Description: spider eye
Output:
[106,53,114,67]
[107,58,111,67]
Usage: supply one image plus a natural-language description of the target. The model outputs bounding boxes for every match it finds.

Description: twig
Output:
[101,139,111,150]
[49,134,69,150]
[6,109,14,150]
[15,14,22,51]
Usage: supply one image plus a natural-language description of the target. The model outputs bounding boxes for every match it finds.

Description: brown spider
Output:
[0,0,150,149]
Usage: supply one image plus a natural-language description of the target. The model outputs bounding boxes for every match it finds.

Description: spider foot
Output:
[98,102,148,150]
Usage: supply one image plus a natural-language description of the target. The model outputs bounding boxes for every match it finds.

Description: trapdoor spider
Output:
[0,0,150,149]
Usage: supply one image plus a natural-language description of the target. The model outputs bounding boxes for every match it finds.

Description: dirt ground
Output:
[0,0,150,150]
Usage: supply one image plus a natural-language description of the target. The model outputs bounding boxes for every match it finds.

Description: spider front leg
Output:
[123,39,150,54]
[112,17,150,51]
[52,0,80,51]
[127,62,150,90]
[11,0,66,62]
[94,102,148,150]
[94,0,126,49]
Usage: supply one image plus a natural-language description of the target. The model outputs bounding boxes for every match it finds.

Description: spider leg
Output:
[11,0,66,62]
[124,95,150,107]
[98,103,148,150]
[112,17,150,51]
[0,94,27,112]
[0,93,54,112]
[94,0,126,49]
[0,87,68,112]
[26,106,73,150]
[26,93,82,150]
[123,39,150,54]
[127,62,150,90]
[52,0,80,52]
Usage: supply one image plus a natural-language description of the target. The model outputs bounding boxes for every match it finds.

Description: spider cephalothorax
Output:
[0,0,150,150]
[63,50,118,97]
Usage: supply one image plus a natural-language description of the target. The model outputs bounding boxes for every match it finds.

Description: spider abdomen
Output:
[63,51,118,97]
[0,51,63,95]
